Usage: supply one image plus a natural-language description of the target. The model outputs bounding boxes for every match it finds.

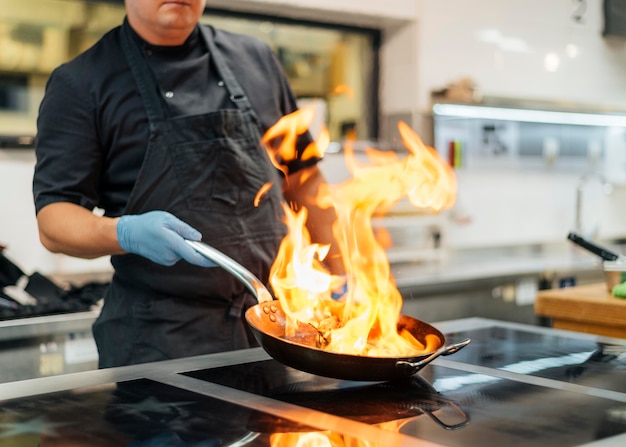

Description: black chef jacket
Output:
[33,19,316,218]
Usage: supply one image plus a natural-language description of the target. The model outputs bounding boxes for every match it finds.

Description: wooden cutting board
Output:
[534,283,626,339]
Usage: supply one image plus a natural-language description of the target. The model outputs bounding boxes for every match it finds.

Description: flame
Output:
[269,431,397,447]
[373,226,392,249]
[262,105,330,177]
[262,110,456,357]
[331,83,355,99]
[254,182,273,207]
[270,432,343,447]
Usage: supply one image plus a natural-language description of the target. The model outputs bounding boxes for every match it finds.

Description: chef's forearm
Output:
[36,202,123,259]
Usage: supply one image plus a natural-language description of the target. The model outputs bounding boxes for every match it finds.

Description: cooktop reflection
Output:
[0,378,336,446]
[441,326,626,393]
[184,357,626,446]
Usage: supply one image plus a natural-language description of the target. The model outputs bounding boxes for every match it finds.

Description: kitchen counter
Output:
[0,243,603,384]
[1,317,626,446]
[535,282,626,339]
[391,243,604,292]
[392,243,605,325]
[0,243,606,383]
[0,270,110,343]
[0,272,107,382]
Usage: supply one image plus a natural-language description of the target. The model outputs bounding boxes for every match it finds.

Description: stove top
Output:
[1,319,625,446]
[439,326,626,393]
[183,359,626,447]
[181,323,626,446]
[0,378,334,446]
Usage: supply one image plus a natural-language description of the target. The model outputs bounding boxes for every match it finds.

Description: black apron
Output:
[93,24,286,368]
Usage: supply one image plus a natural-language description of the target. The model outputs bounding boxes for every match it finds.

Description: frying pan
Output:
[187,240,470,381]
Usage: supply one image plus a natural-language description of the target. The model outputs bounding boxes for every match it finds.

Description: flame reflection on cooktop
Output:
[0,378,324,446]
[182,323,626,447]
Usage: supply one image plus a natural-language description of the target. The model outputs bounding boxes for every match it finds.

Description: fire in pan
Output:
[187,240,470,382]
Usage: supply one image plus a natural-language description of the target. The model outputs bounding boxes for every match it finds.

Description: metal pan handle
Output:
[185,240,273,303]
[567,232,620,261]
[395,338,471,370]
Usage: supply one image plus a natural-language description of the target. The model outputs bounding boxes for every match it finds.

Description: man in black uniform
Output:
[33,0,343,368]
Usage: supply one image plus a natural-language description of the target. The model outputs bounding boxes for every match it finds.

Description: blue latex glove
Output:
[117,211,216,268]
[331,275,348,300]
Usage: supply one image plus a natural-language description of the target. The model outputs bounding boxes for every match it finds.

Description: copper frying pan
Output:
[186,240,470,381]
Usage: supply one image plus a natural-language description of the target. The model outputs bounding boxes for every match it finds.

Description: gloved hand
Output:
[117,211,216,268]
[331,275,348,300]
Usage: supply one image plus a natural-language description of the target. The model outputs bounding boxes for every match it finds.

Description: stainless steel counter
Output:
[0,243,607,383]
[0,310,99,342]
[0,311,99,383]
[1,317,625,446]
[392,243,604,291]
[393,243,605,326]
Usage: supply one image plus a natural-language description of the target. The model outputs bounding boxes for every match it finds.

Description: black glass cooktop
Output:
[0,378,341,446]
[183,360,626,447]
[181,323,626,447]
[3,322,626,446]
[441,326,626,393]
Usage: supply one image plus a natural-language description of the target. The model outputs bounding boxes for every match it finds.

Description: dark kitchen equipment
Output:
[186,240,470,381]
[567,232,624,261]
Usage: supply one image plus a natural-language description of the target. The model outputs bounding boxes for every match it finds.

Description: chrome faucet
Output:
[574,170,613,238]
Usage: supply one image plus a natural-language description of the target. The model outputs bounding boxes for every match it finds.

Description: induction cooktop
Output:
[0,378,337,446]
[181,324,626,447]
[438,325,626,392]
[1,321,625,447]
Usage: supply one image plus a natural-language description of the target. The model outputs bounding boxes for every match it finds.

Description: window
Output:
[0,0,379,141]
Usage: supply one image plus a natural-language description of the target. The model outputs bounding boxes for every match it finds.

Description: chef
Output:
[33,0,344,368]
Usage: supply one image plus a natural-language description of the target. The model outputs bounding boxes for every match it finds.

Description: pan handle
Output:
[395,338,471,371]
[185,240,273,303]
[567,232,621,261]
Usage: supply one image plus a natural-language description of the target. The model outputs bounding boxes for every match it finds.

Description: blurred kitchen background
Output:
[4,0,626,376]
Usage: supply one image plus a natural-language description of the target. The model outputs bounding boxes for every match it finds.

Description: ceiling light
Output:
[433,103,626,127]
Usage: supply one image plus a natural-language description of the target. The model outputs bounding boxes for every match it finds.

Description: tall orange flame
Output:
[263,110,456,357]
[262,105,330,177]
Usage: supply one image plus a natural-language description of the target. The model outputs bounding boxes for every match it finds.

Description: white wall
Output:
[0,151,112,275]
[413,0,626,249]
[417,0,626,111]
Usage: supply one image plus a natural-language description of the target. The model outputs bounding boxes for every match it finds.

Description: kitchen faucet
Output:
[574,169,613,239]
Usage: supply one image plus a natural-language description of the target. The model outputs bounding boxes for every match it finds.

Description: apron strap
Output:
[199,25,260,122]
[120,22,166,124]
[117,20,272,320]
[121,21,262,127]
